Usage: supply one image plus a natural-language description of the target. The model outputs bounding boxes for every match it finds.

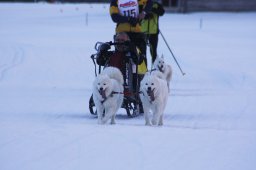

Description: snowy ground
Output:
[0,3,256,170]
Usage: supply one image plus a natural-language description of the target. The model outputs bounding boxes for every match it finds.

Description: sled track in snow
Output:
[0,44,24,81]
[170,88,236,97]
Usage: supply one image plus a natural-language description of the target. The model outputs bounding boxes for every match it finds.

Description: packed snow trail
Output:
[0,3,256,170]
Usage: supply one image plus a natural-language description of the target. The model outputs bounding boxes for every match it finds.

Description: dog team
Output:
[93,55,172,126]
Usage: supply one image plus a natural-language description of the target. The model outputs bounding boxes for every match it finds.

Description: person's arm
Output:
[152,2,165,16]
[109,0,129,23]
[142,0,153,14]
[109,0,139,26]
[138,0,153,20]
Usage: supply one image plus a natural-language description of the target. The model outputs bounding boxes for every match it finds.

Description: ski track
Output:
[0,44,24,81]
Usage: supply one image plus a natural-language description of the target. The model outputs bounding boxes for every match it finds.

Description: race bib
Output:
[118,0,139,18]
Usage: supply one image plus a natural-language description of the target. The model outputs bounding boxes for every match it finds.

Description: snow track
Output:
[0,44,24,81]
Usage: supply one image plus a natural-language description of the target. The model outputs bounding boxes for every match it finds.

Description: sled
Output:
[88,41,143,117]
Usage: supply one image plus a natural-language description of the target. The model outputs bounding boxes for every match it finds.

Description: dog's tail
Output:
[102,66,124,85]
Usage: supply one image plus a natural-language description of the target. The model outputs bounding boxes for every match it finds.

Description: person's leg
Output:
[127,32,147,67]
[149,34,158,64]
[138,74,144,113]
[136,33,147,67]
[127,33,147,114]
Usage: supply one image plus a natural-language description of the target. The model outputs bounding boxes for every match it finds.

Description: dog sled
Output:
[88,40,145,117]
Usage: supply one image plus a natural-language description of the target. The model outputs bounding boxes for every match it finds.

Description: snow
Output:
[0,3,256,170]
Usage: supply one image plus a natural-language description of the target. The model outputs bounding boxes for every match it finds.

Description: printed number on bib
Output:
[118,0,139,18]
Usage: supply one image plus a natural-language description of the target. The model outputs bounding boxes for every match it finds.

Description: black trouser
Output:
[132,73,144,93]
[126,32,146,111]
[132,73,144,113]
[147,33,159,64]
[126,32,147,67]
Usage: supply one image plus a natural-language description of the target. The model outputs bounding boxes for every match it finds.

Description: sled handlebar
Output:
[94,41,132,52]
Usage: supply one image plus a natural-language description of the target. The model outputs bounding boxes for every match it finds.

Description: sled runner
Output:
[89,41,145,117]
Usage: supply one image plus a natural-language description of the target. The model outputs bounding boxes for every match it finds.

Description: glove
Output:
[144,13,154,19]
[99,43,110,52]
[151,8,158,14]
[127,42,137,53]
[128,17,138,27]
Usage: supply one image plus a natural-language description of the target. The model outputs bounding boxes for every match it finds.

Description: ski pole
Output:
[159,29,186,76]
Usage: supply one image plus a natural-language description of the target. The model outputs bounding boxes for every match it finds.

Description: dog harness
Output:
[99,90,123,104]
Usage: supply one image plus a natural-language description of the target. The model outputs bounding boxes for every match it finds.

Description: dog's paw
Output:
[110,120,116,125]
[145,122,151,126]
[98,120,103,124]
[151,120,157,126]
[158,122,163,126]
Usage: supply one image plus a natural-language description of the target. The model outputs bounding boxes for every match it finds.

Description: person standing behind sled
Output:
[109,0,153,67]
[141,0,165,64]
[96,32,147,94]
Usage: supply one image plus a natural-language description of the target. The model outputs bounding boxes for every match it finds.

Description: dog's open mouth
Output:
[158,65,164,72]
[147,88,155,102]
[99,89,106,99]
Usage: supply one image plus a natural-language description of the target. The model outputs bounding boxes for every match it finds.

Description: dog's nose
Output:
[99,87,103,91]
[147,87,151,91]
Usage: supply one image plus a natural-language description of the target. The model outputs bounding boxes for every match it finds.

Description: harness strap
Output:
[91,54,97,76]
[101,91,123,104]
[123,91,143,96]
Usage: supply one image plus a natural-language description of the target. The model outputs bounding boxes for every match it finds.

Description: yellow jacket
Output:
[110,0,152,33]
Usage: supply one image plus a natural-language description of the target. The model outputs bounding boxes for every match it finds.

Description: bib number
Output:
[118,0,139,18]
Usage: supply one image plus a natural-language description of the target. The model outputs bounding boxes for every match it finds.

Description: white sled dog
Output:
[93,67,124,124]
[153,55,172,91]
[140,71,169,126]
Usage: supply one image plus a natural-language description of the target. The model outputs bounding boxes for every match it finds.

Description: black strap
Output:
[91,54,98,77]
[101,91,123,104]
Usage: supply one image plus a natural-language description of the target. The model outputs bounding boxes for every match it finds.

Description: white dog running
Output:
[140,71,169,126]
[93,67,124,124]
[153,55,172,91]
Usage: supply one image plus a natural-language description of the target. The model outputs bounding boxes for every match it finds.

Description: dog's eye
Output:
[151,83,154,85]
[145,83,148,85]
[98,83,100,85]
[103,83,106,85]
